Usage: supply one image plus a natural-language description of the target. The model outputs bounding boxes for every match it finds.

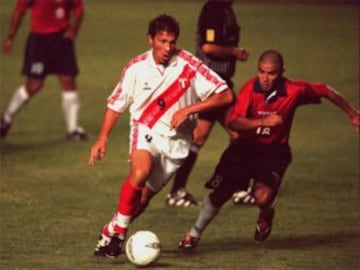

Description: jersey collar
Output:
[254,78,286,95]
[254,78,287,104]
[148,49,178,71]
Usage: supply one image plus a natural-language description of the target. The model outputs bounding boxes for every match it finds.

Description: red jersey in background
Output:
[15,0,84,34]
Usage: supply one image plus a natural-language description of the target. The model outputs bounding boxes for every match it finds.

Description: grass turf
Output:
[0,1,359,269]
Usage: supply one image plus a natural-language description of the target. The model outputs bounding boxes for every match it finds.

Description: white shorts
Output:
[129,123,192,192]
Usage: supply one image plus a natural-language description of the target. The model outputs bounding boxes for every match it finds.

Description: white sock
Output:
[103,212,131,237]
[189,194,220,238]
[3,85,30,123]
[62,91,79,133]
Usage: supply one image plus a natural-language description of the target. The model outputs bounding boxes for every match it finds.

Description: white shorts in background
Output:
[129,123,192,192]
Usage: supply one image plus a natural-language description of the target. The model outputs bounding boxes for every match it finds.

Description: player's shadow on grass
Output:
[262,231,360,250]
[170,231,360,253]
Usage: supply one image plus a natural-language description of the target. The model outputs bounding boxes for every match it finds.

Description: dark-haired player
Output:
[179,49,359,249]
[88,14,234,258]
[1,0,87,140]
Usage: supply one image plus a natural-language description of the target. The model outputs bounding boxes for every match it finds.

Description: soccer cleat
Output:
[94,233,125,258]
[166,188,198,207]
[178,233,199,250]
[66,126,88,141]
[254,208,275,242]
[0,117,11,138]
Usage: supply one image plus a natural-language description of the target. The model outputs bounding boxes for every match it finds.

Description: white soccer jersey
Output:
[107,49,228,138]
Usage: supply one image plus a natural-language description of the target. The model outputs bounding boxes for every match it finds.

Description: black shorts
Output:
[198,78,235,122]
[206,140,292,192]
[22,31,79,78]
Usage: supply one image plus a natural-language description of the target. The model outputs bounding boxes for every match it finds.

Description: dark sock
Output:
[171,147,199,193]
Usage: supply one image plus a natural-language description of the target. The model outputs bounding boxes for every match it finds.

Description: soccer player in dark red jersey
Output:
[1,0,87,140]
[178,49,360,249]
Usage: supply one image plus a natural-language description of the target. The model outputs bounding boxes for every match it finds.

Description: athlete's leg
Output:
[180,141,241,249]
[131,185,156,221]
[218,109,256,205]
[4,77,44,118]
[191,183,234,234]
[95,149,155,257]
[57,75,87,139]
[253,181,276,242]
[1,77,44,138]
[253,182,276,207]
[179,137,254,249]
[167,119,215,207]
[178,178,235,250]
[105,149,153,234]
[253,170,283,242]
[58,74,76,90]
[172,118,215,190]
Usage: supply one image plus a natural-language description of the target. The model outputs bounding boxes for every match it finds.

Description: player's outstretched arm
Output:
[324,86,360,132]
[88,108,121,166]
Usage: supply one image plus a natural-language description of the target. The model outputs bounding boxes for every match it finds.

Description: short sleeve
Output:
[107,64,136,113]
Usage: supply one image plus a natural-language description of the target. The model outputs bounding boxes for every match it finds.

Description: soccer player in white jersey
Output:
[88,14,234,258]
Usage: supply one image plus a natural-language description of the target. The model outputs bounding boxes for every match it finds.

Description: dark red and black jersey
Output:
[229,77,331,145]
[15,0,84,34]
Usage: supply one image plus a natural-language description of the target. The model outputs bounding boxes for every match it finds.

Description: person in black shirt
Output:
[166,0,252,207]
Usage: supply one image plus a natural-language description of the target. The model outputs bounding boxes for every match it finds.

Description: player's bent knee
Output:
[130,170,151,186]
[254,184,274,207]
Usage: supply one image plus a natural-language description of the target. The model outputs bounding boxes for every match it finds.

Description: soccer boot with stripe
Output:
[232,187,255,205]
[178,233,200,250]
[66,126,88,141]
[254,208,275,242]
[0,117,11,138]
[166,188,198,207]
[94,231,125,258]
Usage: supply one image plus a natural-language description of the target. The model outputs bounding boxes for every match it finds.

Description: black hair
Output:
[147,14,180,39]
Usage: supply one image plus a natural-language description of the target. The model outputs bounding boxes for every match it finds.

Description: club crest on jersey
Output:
[142,82,152,91]
[179,78,189,89]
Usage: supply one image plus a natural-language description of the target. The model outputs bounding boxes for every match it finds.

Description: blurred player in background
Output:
[166,0,252,207]
[178,49,360,249]
[88,14,234,258]
[1,0,87,140]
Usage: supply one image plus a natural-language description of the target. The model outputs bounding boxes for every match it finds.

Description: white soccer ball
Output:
[125,230,161,266]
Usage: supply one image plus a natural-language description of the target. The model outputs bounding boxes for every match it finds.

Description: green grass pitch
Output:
[0,1,359,269]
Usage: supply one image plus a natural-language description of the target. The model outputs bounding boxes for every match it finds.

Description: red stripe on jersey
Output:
[108,53,148,106]
[15,0,84,34]
[138,64,196,128]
